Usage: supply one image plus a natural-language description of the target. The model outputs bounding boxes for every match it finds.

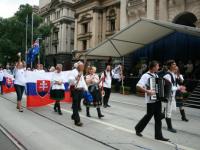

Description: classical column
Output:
[147,0,156,19]
[120,0,128,29]
[93,11,99,47]
[58,24,62,53]
[74,18,78,51]
[67,24,71,53]
[102,10,107,41]
[62,23,67,53]
[159,0,168,21]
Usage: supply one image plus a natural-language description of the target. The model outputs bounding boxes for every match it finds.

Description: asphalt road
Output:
[0,93,199,150]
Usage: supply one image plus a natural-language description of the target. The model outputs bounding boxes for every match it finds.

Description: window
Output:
[110,19,115,31]
[54,32,58,40]
[82,23,88,33]
[82,40,87,50]
[55,45,57,54]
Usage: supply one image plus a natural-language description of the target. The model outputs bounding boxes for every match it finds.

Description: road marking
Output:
[0,124,27,150]
[49,105,196,150]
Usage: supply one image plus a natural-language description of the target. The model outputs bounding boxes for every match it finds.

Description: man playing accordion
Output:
[135,61,169,141]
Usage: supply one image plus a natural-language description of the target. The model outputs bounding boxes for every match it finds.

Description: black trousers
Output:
[135,101,163,138]
[103,87,111,106]
[113,79,121,92]
[14,84,25,101]
[0,81,3,94]
[71,90,83,123]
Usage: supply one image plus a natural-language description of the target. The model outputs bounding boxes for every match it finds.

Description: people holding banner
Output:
[100,64,112,108]
[69,61,88,126]
[85,66,104,119]
[0,66,3,95]
[14,61,26,112]
[50,64,65,115]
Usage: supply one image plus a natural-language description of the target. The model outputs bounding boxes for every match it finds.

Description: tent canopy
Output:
[83,18,200,58]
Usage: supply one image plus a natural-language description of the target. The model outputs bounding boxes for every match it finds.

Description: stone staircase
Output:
[185,81,200,109]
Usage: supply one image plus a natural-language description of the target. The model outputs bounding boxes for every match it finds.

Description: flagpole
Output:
[31,12,34,69]
[25,15,28,65]
[31,12,34,46]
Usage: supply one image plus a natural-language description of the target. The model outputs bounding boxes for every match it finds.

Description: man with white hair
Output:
[69,61,88,126]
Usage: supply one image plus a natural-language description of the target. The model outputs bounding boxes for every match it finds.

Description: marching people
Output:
[0,66,3,95]
[85,66,104,119]
[14,60,26,112]
[69,61,88,126]
[135,61,169,141]
[50,64,65,115]
[163,60,186,133]
[175,66,189,122]
[101,64,112,108]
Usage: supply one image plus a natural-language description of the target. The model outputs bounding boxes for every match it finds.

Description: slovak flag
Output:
[26,71,72,108]
[2,71,15,93]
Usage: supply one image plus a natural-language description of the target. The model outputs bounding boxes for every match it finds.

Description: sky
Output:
[0,0,39,18]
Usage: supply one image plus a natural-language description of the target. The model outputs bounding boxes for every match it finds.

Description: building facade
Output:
[121,0,200,30]
[73,0,121,59]
[39,0,75,70]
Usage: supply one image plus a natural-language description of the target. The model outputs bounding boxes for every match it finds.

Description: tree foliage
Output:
[0,4,52,65]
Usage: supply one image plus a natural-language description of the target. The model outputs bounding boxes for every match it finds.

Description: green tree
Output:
[0,4,52,65]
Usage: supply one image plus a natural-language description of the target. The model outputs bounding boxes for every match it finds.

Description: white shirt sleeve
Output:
[136,74,149,88]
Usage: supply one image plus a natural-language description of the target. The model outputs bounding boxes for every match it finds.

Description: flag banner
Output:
[2,72,15,94]
[26,71,72,108]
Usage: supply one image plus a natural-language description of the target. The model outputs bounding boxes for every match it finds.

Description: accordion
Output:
[149,77,172,102]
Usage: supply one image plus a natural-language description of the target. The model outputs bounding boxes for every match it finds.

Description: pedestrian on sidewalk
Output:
[50,64,65,115]
[135,61,169,141]
[100,64,112,108]
[14,61,26,112]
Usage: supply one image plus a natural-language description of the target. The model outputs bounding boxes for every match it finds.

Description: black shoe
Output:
[58,111,63,115]
[180,109,189,122]
[75,122,83,127]
[54,107,57,112]
[103,105,107,108]
[182,118,189,122]
[106,104,111,107]
[155,137,169,141]
[19,108,23,112]
[87,114,91,117]
[98,114,104,119]
[167,128,177,133]
[136,132,143,137]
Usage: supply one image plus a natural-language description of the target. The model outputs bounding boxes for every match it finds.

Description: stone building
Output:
[73,0,121,59]
[121,0,200,30]
[39,0,75,70]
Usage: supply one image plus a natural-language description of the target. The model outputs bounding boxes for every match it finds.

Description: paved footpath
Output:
[0,93,199,150]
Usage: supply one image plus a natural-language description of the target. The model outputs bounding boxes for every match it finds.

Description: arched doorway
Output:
[172,11,198,27]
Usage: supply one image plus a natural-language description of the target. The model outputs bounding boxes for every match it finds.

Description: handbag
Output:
[83,91,93,103]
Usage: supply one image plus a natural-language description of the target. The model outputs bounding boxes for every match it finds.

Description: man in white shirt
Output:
[69,61,88,126]
[101,64,112,108]
[0,66,4,94]
[135,61,169,141]
[112,63,123,93]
